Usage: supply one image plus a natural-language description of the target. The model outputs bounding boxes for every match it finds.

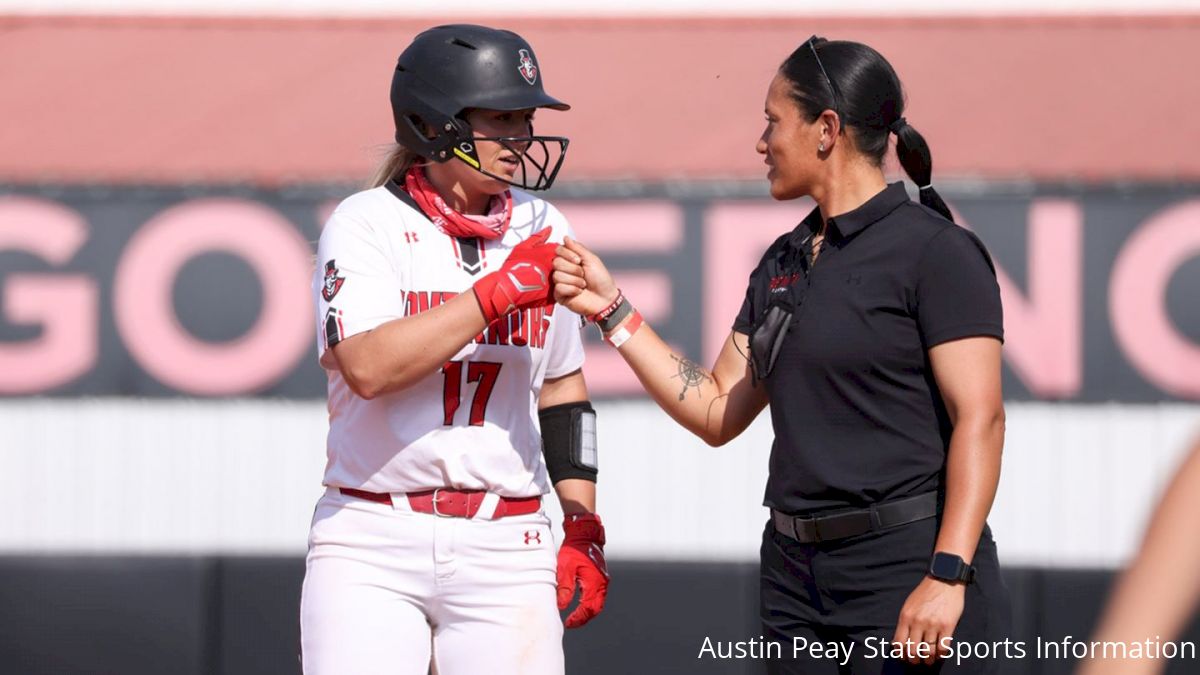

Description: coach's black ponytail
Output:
[780,37,953,223]
[893,120,953,222]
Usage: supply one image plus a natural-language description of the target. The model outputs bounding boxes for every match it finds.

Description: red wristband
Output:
[604,309,643,348]
[588,290,625,324]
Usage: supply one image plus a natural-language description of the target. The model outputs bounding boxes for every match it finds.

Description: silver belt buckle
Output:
[431,488,452,518]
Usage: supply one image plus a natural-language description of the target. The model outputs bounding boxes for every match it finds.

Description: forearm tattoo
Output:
[670,354,712,401]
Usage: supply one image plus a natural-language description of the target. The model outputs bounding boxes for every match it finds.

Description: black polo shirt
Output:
[733,182,1003,515]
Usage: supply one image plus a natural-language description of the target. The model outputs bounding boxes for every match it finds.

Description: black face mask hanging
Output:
[749,301,793,384]
[747,234,811,384]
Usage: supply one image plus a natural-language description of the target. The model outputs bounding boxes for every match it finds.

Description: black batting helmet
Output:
[390,24,570,191]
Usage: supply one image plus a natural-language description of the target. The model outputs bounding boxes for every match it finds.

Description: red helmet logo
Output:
[517,49,537,85]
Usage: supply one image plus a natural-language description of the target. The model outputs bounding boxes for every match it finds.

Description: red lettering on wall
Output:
[0,196,98,393]
[974,200,1083,398]
[560,202,687,395]
[112,199,313,395]
[1110,200,1200,398]
[704,200,813,365]
[558,201,683,252]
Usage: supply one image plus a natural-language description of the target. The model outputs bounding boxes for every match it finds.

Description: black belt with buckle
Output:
[772,491,939,544]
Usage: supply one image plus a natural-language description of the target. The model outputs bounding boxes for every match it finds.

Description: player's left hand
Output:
[556,512,609,628]
[473,228,558,324]
[892,576,965,665]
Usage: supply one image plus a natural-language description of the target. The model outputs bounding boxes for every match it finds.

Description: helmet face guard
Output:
[390,24,571,191]
[451,133,569,192]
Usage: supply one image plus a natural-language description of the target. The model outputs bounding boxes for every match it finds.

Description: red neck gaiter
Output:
[403,166,513,240]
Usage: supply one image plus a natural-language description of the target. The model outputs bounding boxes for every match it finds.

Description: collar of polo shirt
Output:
[788,182,911,247]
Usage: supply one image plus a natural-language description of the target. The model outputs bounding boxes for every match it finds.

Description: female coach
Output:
[553,36,1010,674]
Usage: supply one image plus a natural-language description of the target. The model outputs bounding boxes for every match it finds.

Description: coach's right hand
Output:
[552,236,618,317]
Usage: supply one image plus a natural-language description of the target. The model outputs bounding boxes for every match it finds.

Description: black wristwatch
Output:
[928,552,976,584]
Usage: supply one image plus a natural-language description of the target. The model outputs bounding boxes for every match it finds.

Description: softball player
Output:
[301,25,607,675]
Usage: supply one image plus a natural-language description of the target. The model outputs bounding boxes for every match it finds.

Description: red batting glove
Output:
[556,513,609,629]
[473,229,557,325]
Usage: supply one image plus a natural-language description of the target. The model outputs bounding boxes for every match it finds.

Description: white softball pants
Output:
[300,487,563,675]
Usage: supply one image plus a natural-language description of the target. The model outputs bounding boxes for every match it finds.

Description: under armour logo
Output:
[524,530,542,545]
[844,273,862,286]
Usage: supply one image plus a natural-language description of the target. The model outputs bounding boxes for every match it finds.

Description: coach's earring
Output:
[818,143,825,152]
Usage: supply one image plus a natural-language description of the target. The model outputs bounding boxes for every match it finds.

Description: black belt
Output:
[772,491,939,544]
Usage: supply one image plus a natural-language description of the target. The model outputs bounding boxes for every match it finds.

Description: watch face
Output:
[930,553,963,580]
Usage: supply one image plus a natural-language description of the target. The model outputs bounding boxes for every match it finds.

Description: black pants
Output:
[759,516,1011,675]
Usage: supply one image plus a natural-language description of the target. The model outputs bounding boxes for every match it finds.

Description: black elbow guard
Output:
[539,401,598,483]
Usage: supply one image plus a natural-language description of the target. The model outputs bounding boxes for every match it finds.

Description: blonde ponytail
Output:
[368,144,420,189]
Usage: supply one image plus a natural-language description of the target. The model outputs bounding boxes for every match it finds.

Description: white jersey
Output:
[312,182,585,497]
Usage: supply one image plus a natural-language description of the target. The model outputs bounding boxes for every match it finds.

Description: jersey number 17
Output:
[441,360,502,426]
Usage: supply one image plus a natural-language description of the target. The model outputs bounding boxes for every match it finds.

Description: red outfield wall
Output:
[2,14,1199,184]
